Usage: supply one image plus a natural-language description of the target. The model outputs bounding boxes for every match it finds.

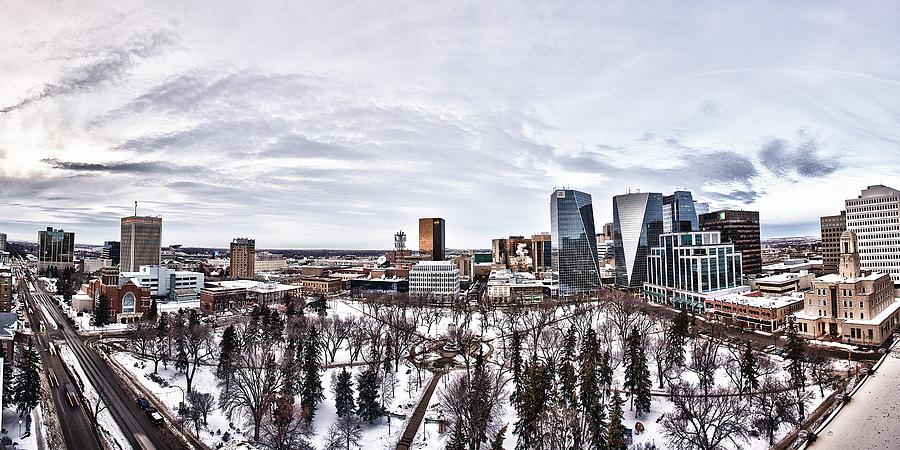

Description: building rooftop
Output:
[755,272,810,284]
[762,259,823,271]
[816,271,886,284]
[207,280,299,293]
[712,291,804,309]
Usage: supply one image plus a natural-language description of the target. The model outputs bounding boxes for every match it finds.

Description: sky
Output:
[2,1,900,249]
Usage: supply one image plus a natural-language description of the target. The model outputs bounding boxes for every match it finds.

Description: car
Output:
[148,411,165,426]
[136,397,151,411]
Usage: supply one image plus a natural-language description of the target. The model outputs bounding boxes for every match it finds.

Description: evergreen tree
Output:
[624,326,652,417]
[579,329,606,449]
[607,392,626,450]
[446,420,466,450]
[334,368,355,418]
[216,324,239,391]
[598,349,613,395]
[741,339,759,397]
[356,368,382,423]
[280,339,301,396]
[12,339,42,432]
[559,326,579,407]
[785,316,807,418]
[490,425,507,450]
[300,326,325,423]
[509,330,523,407]
[284,293,296,318]
[93,293,112,327]
[144,298,158,322]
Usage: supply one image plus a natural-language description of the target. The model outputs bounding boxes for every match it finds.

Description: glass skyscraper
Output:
[663,191,699,233]
[613,192,664,289]
[551,189,600,297]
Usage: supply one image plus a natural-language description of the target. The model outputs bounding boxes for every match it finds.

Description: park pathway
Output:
[396,371,443,450]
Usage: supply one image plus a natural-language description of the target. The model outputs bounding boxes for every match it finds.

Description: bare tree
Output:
[321,316,352,365]
[752,376,793,446]
[261,391,312,450]
[687,337,721,396]
[220,332,282,441]
[438,358,507,450]
[648,329,672,389]
[661,383,749,450]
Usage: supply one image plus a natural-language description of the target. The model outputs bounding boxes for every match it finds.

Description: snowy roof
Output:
[755,272,810,284]
[816,271,885,284]
[0,313,17,340]
[711,291,804,309]
[207,280,299,293]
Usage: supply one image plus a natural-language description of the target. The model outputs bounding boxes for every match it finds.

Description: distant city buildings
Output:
[409,260,459,302]
[531,233,552,273]
[38,227,75,272]
[81,257,112,274]
[699,210,762,276]
[644,231,745,313]
[120,215,162,272]
[200,279,302,313]
[552,189,600,297]
[613,191,663,289]
[102,240,120,266]
[845,185,900,286]
[254,251,286,273]
[419,218,446,261]
[794,230,900,345]
[820,211,846,274]
[486,269,548,303]
[229,238,256,279]
[0,232,6,251]
[491,235,533,272]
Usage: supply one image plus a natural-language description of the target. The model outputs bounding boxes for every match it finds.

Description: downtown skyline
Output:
[3,1,900,248]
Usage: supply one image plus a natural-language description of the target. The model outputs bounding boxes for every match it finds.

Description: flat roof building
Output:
[820,211,846,274]
[419,218,446,261]
[699,210,762,276]
[38,227,75,273]
[230,238,256,279]
[120,216,162,272]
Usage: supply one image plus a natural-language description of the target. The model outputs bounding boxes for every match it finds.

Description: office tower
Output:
[531,233,552,272]
[419,218,446,261]
[613,191,664,289]
[694,201,710,216]
[230,238,256,279]
[492,238,507,265]
[663,191,699,233]
[820,211,846,273]
[601,223,615,240]
[699,210,761,276]
[644,231,744,312]
[409,260,459,302]
[551,189,601,297]
[0,233,6,251]
[38,227,75,272]
[120,216,162,272]
[845,185,900,285]
[102,240,121,266]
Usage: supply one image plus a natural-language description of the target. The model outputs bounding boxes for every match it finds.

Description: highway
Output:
[19,266,189,450]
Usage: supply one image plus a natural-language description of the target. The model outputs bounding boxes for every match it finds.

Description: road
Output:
[17,276,103,450]
[21,268,189,450]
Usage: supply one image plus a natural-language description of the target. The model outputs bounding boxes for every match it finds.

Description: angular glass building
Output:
[551,189,600,297]
[643,231,744,312]
[613,192,663,289]
[663,191,699,233]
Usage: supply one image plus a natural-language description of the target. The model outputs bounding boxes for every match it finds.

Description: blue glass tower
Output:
[551,189,600,297]
[613,192,664,289]
[663,191,699,233]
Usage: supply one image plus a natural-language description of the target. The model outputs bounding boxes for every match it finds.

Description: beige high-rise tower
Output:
[120,216,162,272]
[230,238,256,279]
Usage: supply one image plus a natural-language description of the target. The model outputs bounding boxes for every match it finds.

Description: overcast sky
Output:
[2,1,899,249]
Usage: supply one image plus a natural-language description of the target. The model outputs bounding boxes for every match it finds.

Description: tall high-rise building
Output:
[531,233,552,273]
[102,240,121,266]
[601,223,615,240]
[845,185,900,285]
[419,218,446,261]
[699,210,761,276]
[230,238,256,279]
[551,189,600,297]
[663,191,699,233]
[0,267,12,312]
[820,211,846,274]
[38,227,75,272]
[120,216,162,272]
[0,233,6,251]
[491,238,507,265]
[613,192,663,289]
[644,231,744,312]
[693,201,710,216]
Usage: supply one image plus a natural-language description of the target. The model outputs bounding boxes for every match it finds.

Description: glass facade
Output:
[663,191,699,233]
[120,216,162,272]
[644,231,744,312]
[38,227,75,271]
[613,192,663,288]
[698,210,761,275]
[551,189,600,297]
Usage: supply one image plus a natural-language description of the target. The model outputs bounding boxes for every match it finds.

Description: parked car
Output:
[148,411,165,426]
[136,397,151,411]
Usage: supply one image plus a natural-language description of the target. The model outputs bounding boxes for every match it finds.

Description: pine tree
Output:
[334,368,355,418]
[356,368,382,423]
[280,339,300,396]
[446,420,466,450]
[300,326,324,423]
[580,329,606,449]
[559,326,579,408]
[216,324,239,391]
[741,339,759,396]
[624,326,652,416]
[490,425,507,450]
[144,298,158,322]
[12,339,42,432]
[607,392,626,450]
[509,330,523,407]
[93,293,112,327]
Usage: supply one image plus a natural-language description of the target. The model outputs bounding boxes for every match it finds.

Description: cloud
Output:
[1,29,174,114]
[759,138,840,178]
[41,158,198,175]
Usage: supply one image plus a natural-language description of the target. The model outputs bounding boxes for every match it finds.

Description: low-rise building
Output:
[349,278,409,295]
[793,231,900,346]
[762,258,823,275]
[81,257,112,274]
[751,272,814,296]
[706,291,804,332]
[85,270,150,323]
[119,266,204,301]
[409,260,459,302]
[486,270,547,304]
[300,276,343,295]
[255,252,287,273]
[200,280,302,313]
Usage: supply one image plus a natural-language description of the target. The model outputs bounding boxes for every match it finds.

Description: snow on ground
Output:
[1,406,41,450]
[58,343,131,449]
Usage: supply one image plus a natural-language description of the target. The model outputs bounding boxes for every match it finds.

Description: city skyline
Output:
[3,1,900,248]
